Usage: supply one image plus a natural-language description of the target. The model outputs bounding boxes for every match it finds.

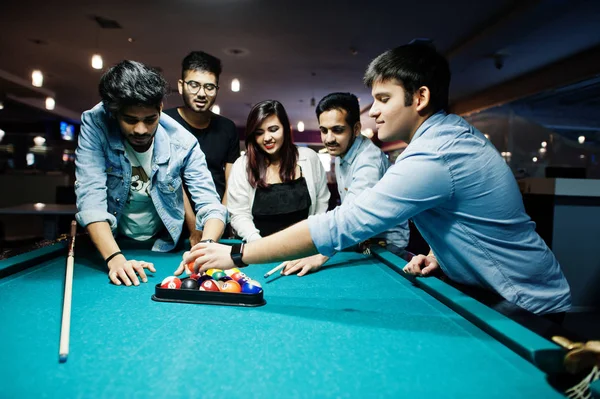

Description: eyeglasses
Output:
[182,80,219,95]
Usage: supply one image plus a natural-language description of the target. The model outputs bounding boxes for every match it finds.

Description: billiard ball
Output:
[160,276,182,289]
[205,268,221,277]
[230,272,247,283]
[237,276,250,286]
[181,278,199,290]
[199,279,220,292]
[190,273,200,280]
[221,280,241,293]
[241,280,262,294]
[212,271,226,280]
[224,268,241,276]
[218,276,232,282]
[185,261,195,275]
[197,275,214,284]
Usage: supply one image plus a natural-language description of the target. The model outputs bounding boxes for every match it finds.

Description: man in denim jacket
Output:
[75,60,227,287]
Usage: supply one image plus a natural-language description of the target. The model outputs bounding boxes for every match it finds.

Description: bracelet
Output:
[105,251,123,265]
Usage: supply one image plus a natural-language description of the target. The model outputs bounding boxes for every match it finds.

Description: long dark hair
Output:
[245,100,298,188]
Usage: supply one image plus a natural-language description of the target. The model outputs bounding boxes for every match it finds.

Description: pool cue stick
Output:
[264,262,288,278]
[59,220,77,363]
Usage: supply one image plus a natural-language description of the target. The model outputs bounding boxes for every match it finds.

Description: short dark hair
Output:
[181,51,222,82]
[363,43,451,112]
[99,60,168,116]
[315,92,360,128]
[245,100,298,189]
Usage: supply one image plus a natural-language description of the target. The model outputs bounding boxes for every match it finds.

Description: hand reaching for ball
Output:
[107,254,156,286]
[176,242,235,275]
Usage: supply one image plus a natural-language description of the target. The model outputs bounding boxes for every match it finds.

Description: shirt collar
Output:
[339,134,365,165]
[410,110,447,143]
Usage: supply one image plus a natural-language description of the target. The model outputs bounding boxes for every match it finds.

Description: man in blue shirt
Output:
[282,92,409,277]
[75,60,226,287]
[184,44,571,316]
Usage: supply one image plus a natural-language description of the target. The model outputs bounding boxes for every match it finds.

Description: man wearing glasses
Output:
[164,51,240,245]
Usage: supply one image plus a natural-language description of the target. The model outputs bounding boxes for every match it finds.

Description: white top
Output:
[228,146,330,242]
[119,142,164,241]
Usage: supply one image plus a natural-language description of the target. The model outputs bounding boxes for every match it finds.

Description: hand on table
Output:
[281,254,329,277]
[107,255,156,286]
[402,254,439,277]
[176,242,235,275]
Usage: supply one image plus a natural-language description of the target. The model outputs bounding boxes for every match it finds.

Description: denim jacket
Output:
[75,103,227,252]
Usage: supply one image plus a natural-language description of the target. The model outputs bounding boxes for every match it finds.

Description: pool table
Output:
[0,238,577,398]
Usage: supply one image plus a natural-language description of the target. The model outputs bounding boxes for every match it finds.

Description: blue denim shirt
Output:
[336,135,409,249]
[309,111,571,314]
[75,103,227,252]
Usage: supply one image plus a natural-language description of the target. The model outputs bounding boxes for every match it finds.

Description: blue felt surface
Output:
[0,246,564,398]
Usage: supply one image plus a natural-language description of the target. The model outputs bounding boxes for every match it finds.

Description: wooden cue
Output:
[59,221,77,363]
[263,262,288,278]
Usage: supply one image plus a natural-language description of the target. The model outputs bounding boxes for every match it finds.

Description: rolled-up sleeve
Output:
[74,109,117,229]
[182,141,227,229]
[308,151,453,256]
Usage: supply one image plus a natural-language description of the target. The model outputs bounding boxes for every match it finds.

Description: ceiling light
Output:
[212,105,220,115]
[45,97,55,110]
[532,157,538,163]
[231,78,240,92]
[539,147,547,154]
[297,121,305,132]
[33,136,46,146]
[0,101,4,110]
[32,70,43,87]
[484,134,490,139]
[91,54,103,69]
[541,141,547,148]
[580,154,586,159]
[578,136,585,144]
[0,129,5,142]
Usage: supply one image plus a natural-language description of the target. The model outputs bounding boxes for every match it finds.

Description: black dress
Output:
[251,168,312,237]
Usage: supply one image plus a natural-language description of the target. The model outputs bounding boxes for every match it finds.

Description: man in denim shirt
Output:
[75,61,226,287]
[282,92,409,277]
[186,44,571,316]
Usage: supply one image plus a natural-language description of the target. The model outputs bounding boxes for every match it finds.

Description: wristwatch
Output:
[200,239,215,243]
[230,243,247,268]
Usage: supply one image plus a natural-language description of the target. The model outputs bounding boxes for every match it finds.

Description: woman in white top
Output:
[228,100,330,242]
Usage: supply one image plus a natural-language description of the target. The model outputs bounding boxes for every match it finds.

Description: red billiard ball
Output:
[160,276,182,289]
[230,272,247,283]
[185,261,195,275]
[199,279,220,292]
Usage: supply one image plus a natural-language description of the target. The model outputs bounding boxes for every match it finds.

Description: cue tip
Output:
[59,354,68,363]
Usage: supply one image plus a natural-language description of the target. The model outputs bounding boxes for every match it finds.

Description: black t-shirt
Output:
[164,108,240,199]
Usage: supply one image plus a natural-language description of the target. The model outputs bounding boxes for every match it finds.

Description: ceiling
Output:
[1,0,599,132]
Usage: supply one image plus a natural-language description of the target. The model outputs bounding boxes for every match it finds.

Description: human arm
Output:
[87,221,156,285]
[307,149,330,214]
[182,141,226,238]
[184,150,453,270]
[182,189,202,247]
[74,107,155,285]
[222,162,233,205]
[227,157,262,242]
